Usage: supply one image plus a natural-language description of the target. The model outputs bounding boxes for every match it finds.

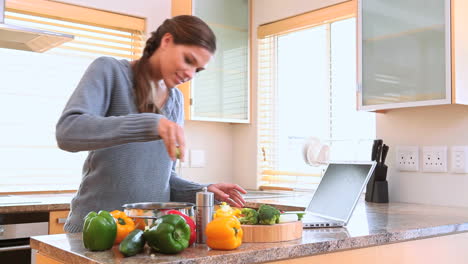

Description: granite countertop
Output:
[0,193,74,213]
[30,196,468,264]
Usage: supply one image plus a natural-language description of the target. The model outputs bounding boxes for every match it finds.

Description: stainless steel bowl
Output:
[122,202,195,228]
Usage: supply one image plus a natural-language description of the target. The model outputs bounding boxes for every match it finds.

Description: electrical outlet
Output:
[451,146,468,173]
[396,146,419,171]
[422,146,447,172]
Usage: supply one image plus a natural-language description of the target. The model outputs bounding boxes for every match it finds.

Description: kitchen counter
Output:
[0,190,299,214]
[0,189,301,214]
[30,197,468,264]
[0,193,74,213]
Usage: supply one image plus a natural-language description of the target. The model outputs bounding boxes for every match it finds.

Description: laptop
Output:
[302,161,377,228]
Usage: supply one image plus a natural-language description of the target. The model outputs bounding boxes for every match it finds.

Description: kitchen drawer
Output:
[48,210,69,234]
[36,251,64,264]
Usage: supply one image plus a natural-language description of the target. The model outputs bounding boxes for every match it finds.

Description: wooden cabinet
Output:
[36,252,64,264]
[48,210,69,235]
[33,232,468,264]
[172,0,250,123]
[357,0,468,111]
[266,232,468,264]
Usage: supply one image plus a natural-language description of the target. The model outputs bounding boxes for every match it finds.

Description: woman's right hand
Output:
[157,118,185,161]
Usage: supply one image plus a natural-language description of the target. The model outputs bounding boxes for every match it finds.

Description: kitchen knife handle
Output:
[375,139,383,163]
[381,144,389,165]
[371,139,381,161]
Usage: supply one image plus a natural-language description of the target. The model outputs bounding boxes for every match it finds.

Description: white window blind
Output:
[4,12,144,59]
[257,4,375,191]
[191,0,249,122]
[0,1,145,192]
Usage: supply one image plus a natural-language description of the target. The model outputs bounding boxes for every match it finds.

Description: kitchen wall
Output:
[235,0,468,208]
[59,0,468,207]
[56,0,234,185]
[379,105,468,207]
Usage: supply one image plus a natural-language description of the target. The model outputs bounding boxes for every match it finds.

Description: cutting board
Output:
[241,221,303,243]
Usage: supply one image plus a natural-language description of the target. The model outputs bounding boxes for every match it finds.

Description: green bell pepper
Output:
[143,214,190,254]
[82,210,117,251]
[119,229,145,257]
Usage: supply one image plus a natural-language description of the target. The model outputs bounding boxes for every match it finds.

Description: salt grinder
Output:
[196,187,214,244]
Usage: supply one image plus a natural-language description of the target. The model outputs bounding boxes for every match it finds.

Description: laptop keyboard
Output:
[303,222,341,228]
[302,214,343,228]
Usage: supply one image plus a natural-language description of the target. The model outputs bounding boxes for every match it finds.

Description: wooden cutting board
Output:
[241,221,303,243]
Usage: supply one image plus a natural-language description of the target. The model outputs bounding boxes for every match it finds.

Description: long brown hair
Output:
[132,15,217,114]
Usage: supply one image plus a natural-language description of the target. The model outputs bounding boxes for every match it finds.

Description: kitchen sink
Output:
[242,190,298,199]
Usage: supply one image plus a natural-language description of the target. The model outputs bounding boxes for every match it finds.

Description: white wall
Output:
[62,0,468,207]
[236,0,468,207]
[379,105,468,207]
[56,0,234,185]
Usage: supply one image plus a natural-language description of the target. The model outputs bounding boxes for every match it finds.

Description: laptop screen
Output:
[306,162,376,222]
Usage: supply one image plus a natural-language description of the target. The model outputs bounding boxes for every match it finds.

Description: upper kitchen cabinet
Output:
[172,0,250,123]
[358,0,468,111]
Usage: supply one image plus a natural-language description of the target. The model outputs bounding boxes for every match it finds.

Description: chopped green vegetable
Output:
[296,212,305,220]
[239,208,259,225]
[278,213,298,223]
[282,211,306,220]
[257,204,280,225]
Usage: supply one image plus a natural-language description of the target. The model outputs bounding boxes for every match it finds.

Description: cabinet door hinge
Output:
[190,98,193,105]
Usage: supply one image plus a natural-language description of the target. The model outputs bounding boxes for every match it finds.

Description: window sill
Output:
[0,185,78,195]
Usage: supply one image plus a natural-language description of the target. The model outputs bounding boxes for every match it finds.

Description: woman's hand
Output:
[208,183,247,208]
[157,118,185,161]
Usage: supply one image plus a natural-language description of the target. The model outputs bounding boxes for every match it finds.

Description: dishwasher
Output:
[0,212,49,264]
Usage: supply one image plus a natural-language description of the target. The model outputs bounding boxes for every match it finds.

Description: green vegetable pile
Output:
[239,204,280,225]
[239,205,307,225]
[238,208,259,225]
[258,204,281,225]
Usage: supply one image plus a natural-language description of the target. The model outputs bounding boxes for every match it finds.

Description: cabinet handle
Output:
[57,218,67,224]
[0,245,30,252]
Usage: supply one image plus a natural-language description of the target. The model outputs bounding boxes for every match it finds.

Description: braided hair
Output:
[132,15,216,114]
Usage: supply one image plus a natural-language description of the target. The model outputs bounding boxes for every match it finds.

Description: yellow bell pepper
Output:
[232,208,242,218]
[205,216,243,250]
[214,202,234,218]
[214,202,243,219]
[110,210,135,244]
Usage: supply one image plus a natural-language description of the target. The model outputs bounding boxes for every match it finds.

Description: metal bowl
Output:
[122,202,195,228]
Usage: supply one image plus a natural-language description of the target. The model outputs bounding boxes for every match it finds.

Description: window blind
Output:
[257,32,324,191]
[0,0,145,193]
[5,0,145,59]
[256,0,375,191]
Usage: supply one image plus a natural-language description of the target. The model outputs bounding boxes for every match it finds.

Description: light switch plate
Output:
[190,149,205,168]
[451,146,468,173]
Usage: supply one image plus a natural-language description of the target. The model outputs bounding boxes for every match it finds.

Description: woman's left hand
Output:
[207,183,247,208]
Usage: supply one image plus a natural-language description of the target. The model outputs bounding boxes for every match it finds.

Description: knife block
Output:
[365,164,389,203]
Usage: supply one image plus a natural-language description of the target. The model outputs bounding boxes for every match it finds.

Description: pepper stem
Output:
[118,218,126,225]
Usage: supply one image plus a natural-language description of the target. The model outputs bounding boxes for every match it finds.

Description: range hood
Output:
[0,0,73,52]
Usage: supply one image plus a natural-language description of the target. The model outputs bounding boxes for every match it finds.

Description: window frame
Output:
[0,0,146,194]
[257,0,358,191]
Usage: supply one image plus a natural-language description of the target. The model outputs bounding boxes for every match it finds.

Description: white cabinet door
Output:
[191,0,250,122]
[358,0,451,111]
